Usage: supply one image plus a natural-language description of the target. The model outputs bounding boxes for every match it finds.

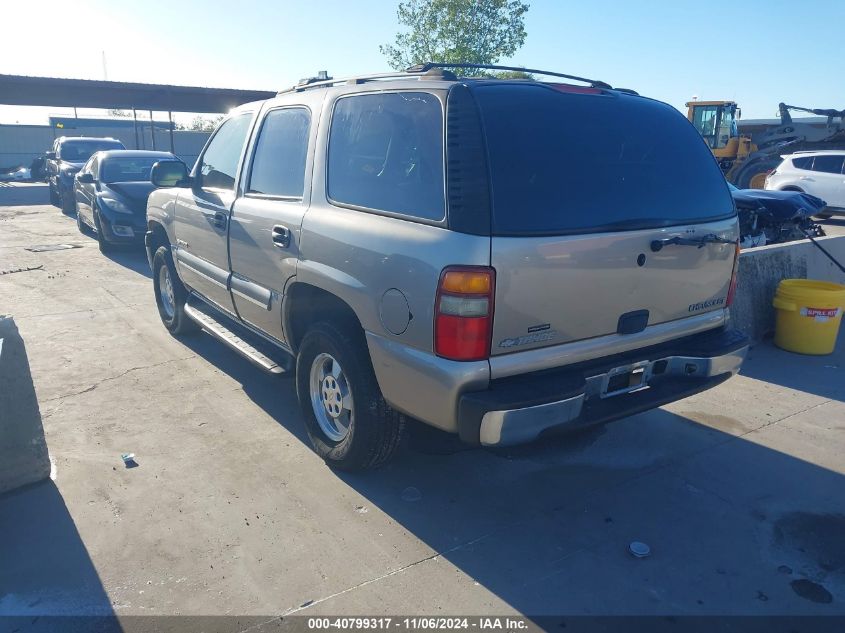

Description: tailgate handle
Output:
[617,310,649,335]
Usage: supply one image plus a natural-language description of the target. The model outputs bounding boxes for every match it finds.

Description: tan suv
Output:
[144,63,748,471]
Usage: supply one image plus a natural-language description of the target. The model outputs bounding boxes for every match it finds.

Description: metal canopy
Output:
[0,74,275,113]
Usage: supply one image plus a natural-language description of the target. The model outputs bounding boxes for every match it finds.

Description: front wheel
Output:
[152,246,198,335]
[93,208,113,254]
[296,322,406,471]
[49,182,60,207]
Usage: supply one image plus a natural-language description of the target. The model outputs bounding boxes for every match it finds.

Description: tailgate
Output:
[490,218,738,354]
[469,82,738,356]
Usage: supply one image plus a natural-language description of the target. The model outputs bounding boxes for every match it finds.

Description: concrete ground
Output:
[1,201,844,620]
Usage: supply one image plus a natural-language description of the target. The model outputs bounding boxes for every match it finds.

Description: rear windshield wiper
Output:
[650,234,736,252]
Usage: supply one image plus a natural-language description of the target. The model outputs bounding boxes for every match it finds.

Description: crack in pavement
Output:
[279,527,509,617]
[43,356,197,402]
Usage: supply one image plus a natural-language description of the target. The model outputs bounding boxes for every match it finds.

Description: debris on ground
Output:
[0,264,43,276]
[25,244,81,252]
[121,453,138,468]
[628,541,651,558]
[401,486,422,502]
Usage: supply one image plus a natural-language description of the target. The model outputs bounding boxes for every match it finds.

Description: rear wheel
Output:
[296,321,406,471]
[732,157,782,189]
[152,246,198,335]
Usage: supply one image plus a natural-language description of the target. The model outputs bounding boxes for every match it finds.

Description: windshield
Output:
[101,157,166,183]
[59,140,124,162]
[473,85,735,235]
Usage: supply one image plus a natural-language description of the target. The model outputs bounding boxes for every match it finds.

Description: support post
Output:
[149,110,156,150]
[132,108,139,149]
[168,111,175,154]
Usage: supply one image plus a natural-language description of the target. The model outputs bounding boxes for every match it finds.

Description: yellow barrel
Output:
[772,279,845,355]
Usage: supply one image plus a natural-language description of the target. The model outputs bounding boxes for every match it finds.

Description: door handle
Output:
[212,211,227,228]
[272,225,291,248]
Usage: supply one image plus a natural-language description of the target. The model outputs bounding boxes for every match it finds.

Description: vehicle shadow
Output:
[177,327,845,618]
[739,328,844,401]
[102,247,152,279]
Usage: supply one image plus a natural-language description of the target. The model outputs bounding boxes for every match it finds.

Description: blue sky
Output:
[1,0,842,123]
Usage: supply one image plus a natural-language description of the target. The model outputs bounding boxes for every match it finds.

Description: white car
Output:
[765,150,845,217]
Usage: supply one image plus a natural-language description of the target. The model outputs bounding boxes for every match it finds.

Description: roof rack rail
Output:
[406,62,614,90]
[279,69,435,95]
[277,62,615,95]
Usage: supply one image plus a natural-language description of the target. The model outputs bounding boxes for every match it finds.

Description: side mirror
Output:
[46,151,56,160]
[151,160,190,188]
[76,172,95,184]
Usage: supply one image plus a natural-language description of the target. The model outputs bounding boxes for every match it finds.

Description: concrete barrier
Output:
[731,236,845,341]
[0,316,50,494]
[0,183,50,206]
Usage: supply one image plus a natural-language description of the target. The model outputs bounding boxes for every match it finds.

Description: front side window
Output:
[248,108,310,198]
[811,155,845,174]
[199,113,253,191]
[328,92,445,221]
[691,105,718,148]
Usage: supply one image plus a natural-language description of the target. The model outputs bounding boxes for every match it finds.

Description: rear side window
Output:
[811,155,844,174]
[328,92,445,221]
[473,85,734,235]
[792,156,813,170]
[199,113,252,191]
[248,108,310,198]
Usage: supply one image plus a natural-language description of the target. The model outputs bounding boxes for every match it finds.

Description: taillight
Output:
[726,243,741,307]
[434,266,495,361]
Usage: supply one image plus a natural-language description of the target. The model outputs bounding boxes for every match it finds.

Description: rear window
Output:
[792,156,814,170]
[473,85,734,235]
[59,140,124,162]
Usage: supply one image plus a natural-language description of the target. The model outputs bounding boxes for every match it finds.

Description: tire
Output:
[49,183,60,207]
[733,157,782,189]
[151,246,198,335]
[61,191,77,215]
[93,207,112,254]
[76,207,88,234]
[296,321,406,471]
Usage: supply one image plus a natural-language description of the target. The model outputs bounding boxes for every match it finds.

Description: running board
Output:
[183,303,291,375]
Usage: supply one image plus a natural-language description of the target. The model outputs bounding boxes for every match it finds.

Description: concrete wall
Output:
[0,123,210,170]
[0,316,50,494]
[732,236,845,341]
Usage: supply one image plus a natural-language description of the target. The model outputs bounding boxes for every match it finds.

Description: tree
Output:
[108,108,131,118]
[177,115,224,132]
[380,0,529,71]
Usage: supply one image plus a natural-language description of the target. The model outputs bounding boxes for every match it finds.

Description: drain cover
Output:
[25,244,81,252]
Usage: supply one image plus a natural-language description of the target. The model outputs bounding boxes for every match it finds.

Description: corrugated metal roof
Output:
[0,74,275,113]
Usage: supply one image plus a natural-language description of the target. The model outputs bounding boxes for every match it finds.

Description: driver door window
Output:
[198,114,253,190]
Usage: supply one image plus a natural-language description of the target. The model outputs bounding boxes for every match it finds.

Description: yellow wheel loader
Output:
[687,100,845,189]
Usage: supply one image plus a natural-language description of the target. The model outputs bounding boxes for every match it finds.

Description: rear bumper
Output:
[458,327,749,446]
